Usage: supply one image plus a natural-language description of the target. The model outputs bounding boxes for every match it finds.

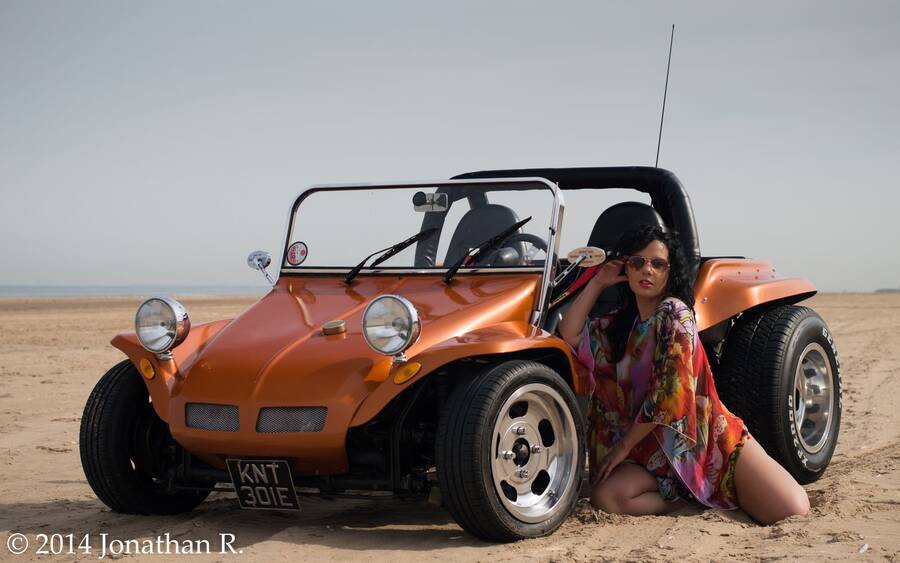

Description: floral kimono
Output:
[572,296,748,509]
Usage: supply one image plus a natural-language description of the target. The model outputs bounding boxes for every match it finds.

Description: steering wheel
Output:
[503,233,548,253]
[483,233,549,265]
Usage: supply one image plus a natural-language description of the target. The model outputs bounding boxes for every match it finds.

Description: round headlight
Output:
[362,295,421,356]
[135,297,190,355]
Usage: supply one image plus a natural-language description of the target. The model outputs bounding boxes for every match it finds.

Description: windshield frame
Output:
[277,177,565,325]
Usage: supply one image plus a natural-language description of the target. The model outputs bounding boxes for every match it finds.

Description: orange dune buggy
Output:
[80,167,840,541]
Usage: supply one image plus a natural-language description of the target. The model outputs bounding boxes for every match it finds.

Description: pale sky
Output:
[1,1,897,292]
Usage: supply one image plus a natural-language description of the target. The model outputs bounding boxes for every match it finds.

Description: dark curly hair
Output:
[605,224,695,363]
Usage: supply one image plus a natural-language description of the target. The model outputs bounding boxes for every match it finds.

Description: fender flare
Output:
[694,259,816,331]
[109,319,232,421]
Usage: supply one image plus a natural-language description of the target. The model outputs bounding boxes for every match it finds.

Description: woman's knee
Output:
[783,486,810,519]
[760,487,809,525]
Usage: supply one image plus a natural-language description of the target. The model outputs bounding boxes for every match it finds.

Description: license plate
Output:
[226,459,301,511]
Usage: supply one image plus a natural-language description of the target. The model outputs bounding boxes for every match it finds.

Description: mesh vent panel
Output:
[256,406,327,433]
[185,403,239,432]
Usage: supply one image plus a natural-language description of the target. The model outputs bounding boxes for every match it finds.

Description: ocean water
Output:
[0,285,268,298]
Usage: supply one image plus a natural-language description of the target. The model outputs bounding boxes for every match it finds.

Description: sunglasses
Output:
[625,255,670,272]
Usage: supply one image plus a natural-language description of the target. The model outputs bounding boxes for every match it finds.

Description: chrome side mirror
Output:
[247,250,275,286]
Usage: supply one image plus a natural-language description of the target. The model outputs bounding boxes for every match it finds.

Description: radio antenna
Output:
[655,24,675,167]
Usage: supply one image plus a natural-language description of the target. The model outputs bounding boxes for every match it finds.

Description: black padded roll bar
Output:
[452,166,701,283]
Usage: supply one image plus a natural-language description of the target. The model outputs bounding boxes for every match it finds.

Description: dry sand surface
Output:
[1,293,898,562]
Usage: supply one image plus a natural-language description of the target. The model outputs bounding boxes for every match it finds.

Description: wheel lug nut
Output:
[501,451,515,460]
[516,468,529,478]
[531,445,543,454]
[514,427,527,435]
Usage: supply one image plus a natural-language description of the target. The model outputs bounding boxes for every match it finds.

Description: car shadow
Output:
[0,493,490,552]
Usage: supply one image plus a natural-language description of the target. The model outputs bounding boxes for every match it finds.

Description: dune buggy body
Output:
[82,167,839,541]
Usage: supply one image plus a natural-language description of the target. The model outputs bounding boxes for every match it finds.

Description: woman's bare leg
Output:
[590,463,676,516]
[734,437,810,524]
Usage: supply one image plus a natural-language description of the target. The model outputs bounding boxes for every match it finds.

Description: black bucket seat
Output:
[444,204,526,266]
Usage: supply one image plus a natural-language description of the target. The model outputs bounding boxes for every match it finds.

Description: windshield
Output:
[281,180,557,271]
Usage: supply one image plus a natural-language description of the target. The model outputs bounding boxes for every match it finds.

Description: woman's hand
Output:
[587,259,627,292]
[594,423,655,483]
[595,440,630,482]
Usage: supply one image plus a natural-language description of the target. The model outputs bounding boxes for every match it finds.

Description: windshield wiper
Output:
[443,217,532,284]
[344,227,439,284]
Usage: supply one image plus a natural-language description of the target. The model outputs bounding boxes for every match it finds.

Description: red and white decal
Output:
[286,242,308,266]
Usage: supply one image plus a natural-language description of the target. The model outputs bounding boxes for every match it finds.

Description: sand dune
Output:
[1,294,898,561]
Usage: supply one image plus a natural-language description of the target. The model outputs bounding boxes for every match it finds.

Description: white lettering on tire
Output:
[786,392,809,468]
[822,326,843,410]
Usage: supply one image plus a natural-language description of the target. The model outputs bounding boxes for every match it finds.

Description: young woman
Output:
[558,225,809,524]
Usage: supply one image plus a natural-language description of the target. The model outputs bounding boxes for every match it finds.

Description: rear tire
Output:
[717,305,841,484]
[80,360,211,514]
[436,360,584,542]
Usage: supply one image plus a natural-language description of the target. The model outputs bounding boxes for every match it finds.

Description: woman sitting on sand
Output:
[558,225,809,524]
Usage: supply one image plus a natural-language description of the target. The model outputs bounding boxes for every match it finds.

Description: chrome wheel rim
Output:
[490,383,578,524]
[792,342,834,454]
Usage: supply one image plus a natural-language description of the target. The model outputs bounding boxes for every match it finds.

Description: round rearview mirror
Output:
[247,250,272,270]
[566,246,606,267]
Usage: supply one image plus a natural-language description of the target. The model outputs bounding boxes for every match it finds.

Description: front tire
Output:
[80,360,211,514]
[436,360,584,542]
[717,305,841,484]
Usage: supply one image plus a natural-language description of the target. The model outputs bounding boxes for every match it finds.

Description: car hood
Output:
[172,274,542,407]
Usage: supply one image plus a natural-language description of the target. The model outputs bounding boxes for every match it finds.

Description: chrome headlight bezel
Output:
[362,295,421,357]
[134,297,191,355]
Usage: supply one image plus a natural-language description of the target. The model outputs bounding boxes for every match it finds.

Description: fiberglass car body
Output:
[80,167,841,541]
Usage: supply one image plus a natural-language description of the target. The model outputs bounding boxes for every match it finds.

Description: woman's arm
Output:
[557,278,604,348]
[622,422,656,451]
[557,259,626,348]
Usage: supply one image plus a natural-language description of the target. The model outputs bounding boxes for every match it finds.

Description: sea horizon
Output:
[0,285,268,298]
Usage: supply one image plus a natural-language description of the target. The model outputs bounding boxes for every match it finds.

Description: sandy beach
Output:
[1,293,898,562]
